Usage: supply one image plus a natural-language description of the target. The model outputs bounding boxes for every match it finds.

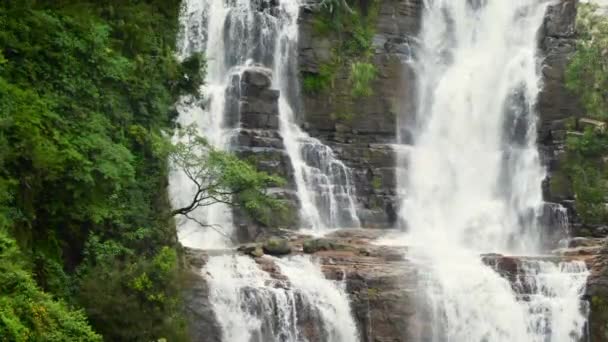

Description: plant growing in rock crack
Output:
[169,125,286,236]
[350,62,377,97]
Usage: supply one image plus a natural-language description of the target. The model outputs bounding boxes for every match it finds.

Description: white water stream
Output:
[204,255,358,342]
[170,0,360,340]
[170,0,360,251]
[398,1,590,341]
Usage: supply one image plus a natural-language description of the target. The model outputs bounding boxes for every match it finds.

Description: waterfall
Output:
[170,0,277,249]
[204,255,359,342]
[398,0,590,340]
[273,0,361,230]
[170,0,359,248]
[170,0,360,341]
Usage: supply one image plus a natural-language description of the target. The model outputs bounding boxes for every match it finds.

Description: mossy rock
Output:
[590,295,608,340]
[237,243,265,257]
[303,238,351,254]
[262,237,291,255]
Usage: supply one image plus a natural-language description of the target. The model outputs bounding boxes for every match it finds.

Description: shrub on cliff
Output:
[0,0,192,340]
[0,230,101,341]
[563,3,608,225]
[566,3,608,119]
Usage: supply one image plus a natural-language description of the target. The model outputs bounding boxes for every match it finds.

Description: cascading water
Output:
[204,255,359,342]
[272,0,360,230]
[398,0,590,341]
[170,0,277,249]
[171,0,360,341]
[171,0,360,248]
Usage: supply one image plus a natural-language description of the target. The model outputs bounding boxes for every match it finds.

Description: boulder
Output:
[302,238,352,253]
[241,66,272,90]
[237,243,265,257]
[262,237,292,255]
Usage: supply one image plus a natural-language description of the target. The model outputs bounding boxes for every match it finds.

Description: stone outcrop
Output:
[231,66,290,178]
[297,0,423,227]
[583,241,608,341]
[182,229,423,342]
[182,249,223,342]
[183,229,608,341]
[538,0,588,229]
[226,66,301,233]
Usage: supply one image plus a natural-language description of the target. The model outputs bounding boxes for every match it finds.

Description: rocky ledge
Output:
[182,229,608,341]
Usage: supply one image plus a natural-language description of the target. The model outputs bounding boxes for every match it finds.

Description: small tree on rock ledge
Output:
[169,126,284,235]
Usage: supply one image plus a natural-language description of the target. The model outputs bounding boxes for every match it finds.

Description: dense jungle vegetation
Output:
[0,0,280,339]
[565,3,608,225]
[0,0,240,340]
[0,0,190,340]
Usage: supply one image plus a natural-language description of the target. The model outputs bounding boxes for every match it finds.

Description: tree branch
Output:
[182,213,237,244]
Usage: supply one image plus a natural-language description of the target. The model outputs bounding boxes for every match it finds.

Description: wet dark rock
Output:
[296,0,421,228]
[241,67,272,89]
[237,243,265,257]
[262,237,292,255]
[302,238,351,253]
[181,250,223,342]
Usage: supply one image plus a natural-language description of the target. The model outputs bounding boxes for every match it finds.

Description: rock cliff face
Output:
[184,0,608,341]
[182,230,423,342]
[294,0,582,229]
[228,0,583,231]
[539,0,586,226]
[297,0,422,227]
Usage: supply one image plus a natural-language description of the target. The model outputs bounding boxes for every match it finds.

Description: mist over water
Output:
[398,1,589,340]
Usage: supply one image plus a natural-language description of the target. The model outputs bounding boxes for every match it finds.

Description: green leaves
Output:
[564,129,608,224]
[0,230,102,342]
[170,126,286,224]
[0,1,189,340]
[350,62,377,97]
[566,3,608,119]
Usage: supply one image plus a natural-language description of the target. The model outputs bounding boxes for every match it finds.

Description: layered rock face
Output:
[227,0,582,231]
[296,0,423,227]
[183,230,608,341]
[183,230,423,342]
[226,67,301,236]
[538,0,587,230]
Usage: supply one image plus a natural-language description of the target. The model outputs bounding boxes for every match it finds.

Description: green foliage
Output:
[0,230,101,341]
[302,63,339,94]
[562,4,608,225]
[170,126,286,227]
[177,53,206,97]
[590,295,608,341]
[350,62,377,97]
[77,246,187,342]
[304,0,379,123]
[371,175,382,190]
[564,129,608,223]
[566,3,608,119]
[0,1,192,340]
[331,112,355,123]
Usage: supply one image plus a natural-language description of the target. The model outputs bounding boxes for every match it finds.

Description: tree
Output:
[566,3,608,119]
[169,126,285,231]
